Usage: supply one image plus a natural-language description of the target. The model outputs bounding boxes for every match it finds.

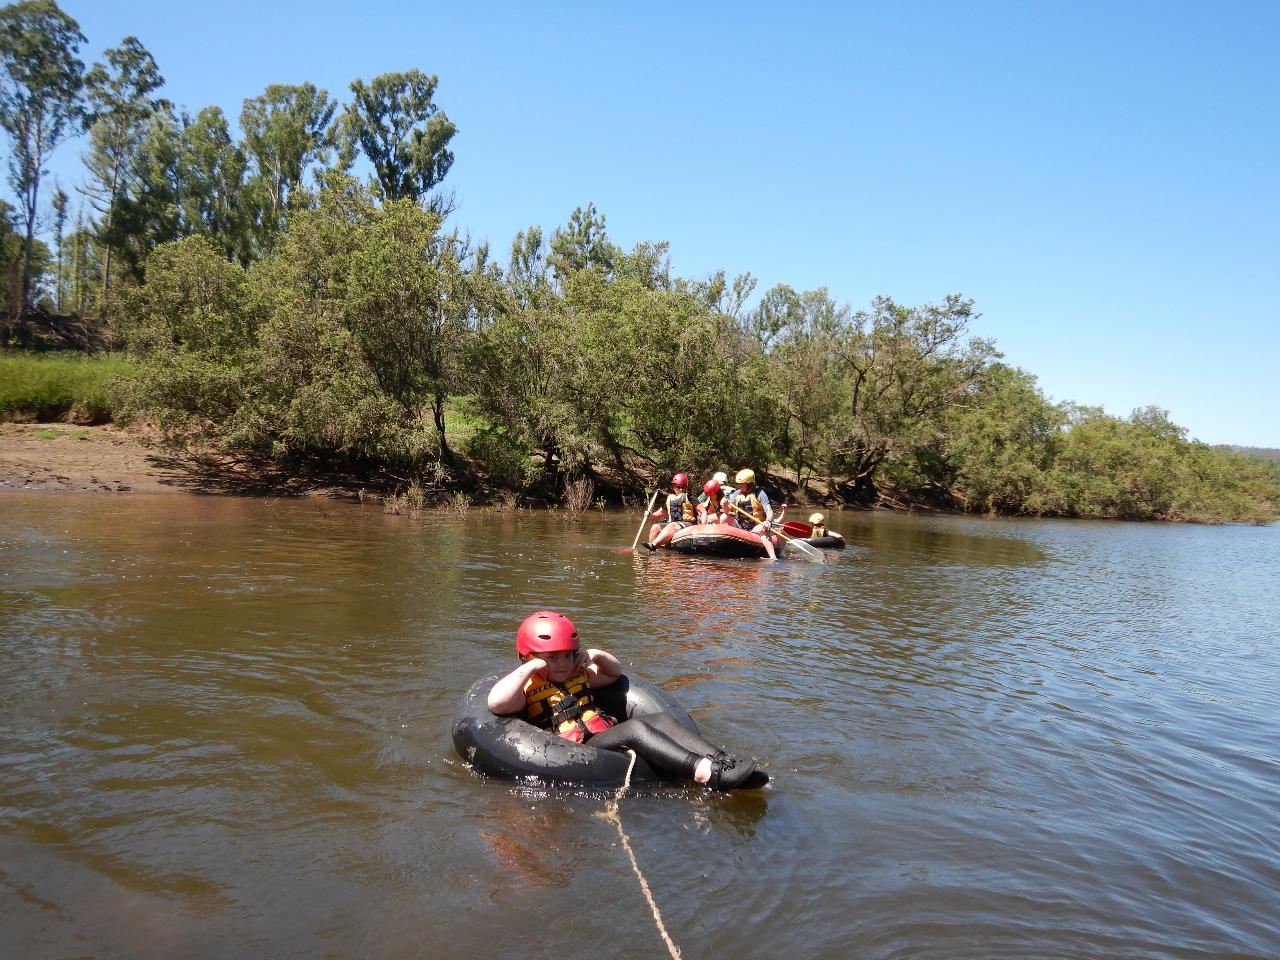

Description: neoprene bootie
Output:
[708,755,766,791]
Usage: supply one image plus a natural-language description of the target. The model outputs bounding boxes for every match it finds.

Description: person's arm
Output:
[581,648,622,688]
[486,658,545,714]
[696,499,711,524]
[760,491,773,523]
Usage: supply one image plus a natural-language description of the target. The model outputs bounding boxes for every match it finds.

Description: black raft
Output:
[452,673,699,787]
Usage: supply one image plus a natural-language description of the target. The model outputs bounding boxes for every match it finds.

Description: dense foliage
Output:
[2,1,1276,523]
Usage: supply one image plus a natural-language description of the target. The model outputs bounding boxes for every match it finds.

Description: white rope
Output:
[598,749,683,960]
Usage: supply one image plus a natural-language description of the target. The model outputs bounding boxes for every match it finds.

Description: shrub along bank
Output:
[101,179,1278,524]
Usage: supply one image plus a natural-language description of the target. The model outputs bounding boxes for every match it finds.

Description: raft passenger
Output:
[487,611,768,790]
[698,478,729,524]
[645,473,696,550]
[727,468,778,561]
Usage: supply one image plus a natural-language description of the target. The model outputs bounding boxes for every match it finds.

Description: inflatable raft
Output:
[781,521,846,550]
[452,673,699,787]
[666,523,772,558]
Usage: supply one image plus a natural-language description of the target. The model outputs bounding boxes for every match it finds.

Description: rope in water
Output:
[597,749,683,960]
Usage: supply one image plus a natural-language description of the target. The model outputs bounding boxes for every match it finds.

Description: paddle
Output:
[631,488,661,551]
[726,501,825,563]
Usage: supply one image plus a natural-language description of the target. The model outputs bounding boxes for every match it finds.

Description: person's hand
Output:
[573,648,592,672]
[525,657,548,675]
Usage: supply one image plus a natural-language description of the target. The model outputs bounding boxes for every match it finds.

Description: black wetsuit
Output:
[587,712,718,779]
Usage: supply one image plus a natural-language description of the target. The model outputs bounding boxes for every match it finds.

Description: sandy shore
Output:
[0,423,355,497]
[0,423,194,493]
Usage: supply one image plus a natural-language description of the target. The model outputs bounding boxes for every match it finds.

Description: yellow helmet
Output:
[809,512,825,525]
[734,468,755,485]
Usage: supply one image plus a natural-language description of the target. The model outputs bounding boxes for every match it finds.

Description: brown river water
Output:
[1,493,1277,959]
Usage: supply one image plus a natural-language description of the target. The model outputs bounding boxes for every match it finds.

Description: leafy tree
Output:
[239,82,337,251]
[0,197,51,327]
[340,202,485,462]
[0,197,22,316]
[0,0,86,305]
[469,225,585,489]
[821,294,999,502]
[179,106,248,263]
[472,210,769,491]
[1025,406,1279,522]
[82,34,167,295]
[124,178,497,473]
[342,69,455,205]
[937,363,1065,513]
[108,110,183,282]
[749,282,803,350]
[679,269,757,320]
[613,239,671,291]
[764,286,849,490]
[121,232,250,356]
[118,233,253,441]
[565,258,761,481]
[548,202,616,281]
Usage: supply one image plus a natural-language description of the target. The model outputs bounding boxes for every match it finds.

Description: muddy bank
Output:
[0,424,183,493]
[0,422,877,513]
[0,424,351,497]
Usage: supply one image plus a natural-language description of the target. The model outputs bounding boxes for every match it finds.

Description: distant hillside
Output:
[1225,446,1280,465]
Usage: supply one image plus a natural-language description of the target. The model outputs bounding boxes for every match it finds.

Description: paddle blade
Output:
[787,540,826,562]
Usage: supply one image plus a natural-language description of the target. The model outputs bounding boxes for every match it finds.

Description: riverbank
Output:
[0,423,175,493]
[0,423,351,497]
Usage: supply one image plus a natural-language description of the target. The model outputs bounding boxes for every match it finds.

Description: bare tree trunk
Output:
[19,111,47,306]
[21,175,38,304]
[432,392,453,464]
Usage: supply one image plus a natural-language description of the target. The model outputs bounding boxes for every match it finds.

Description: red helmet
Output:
[516,610,580,658]
[671,473,688,488]
[703,479,720,497]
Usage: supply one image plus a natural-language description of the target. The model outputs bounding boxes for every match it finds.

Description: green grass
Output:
[0,351,139,423]
[25,427,92,440]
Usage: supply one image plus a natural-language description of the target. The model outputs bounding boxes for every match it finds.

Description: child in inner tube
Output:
[486,611,768,791]
[806,512,843,542]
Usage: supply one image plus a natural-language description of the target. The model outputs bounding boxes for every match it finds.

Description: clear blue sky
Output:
[39,0,1280,447]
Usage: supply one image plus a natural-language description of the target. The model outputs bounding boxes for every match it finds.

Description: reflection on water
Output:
[1,495,1278,959]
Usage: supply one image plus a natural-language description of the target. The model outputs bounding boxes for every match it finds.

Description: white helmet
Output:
[712,471,728,485]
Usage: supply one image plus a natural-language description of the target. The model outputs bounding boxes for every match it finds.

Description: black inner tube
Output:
[451,673,700,787]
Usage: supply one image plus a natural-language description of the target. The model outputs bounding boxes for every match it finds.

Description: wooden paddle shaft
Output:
[631,488,662,550]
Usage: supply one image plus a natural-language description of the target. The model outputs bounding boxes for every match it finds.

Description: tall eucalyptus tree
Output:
[83,34,167,295]
[239,82,337,253]
[179,106,248,264]
[342,69,455,207]
[0,0,85,307]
